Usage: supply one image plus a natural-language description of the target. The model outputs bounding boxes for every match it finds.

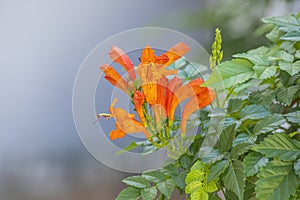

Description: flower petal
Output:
[109,46,136,80]
[164,42,190,66]
[134,90,146,124]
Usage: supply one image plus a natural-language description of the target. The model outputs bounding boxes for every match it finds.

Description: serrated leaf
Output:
[180,154,193,170]
[141,187,157,200]
[116,187,141,200]
[285,111,300,124]
[122,176,151,189]
[234,53,269,66]
[256,160,300,200]
[231,143,254,159]
[222,160,245,200]
[294,159,300,178]
[253,65,277,79]
[200,148,225,165]
[157,179,175,199]
[253,114,286,135]
[279,61,300,76]
[161,164,178,176]
[190,190,209,200]
[233,133,257,146]
[207,160,229,183]
[240,105,270,121]
[249,90,275,107]
[185,170,205,185]
[244,152,269,177]
[172,171,187,190]
[228,98,244,113]
[262,14,300,33]
[277,85,299,106]
[252,133,300,161]
[206,59,255,89]
[217,123,236,152]
[142,170,165,183]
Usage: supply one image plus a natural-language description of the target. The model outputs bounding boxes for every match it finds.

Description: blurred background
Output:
[0,0,299,199]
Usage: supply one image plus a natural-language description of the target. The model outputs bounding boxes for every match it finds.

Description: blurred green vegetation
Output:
[183,0,297,59]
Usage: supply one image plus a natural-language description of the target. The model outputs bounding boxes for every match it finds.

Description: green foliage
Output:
[115,12,300,200]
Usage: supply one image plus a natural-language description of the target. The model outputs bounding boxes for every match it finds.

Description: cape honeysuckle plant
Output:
[98,13,300,200]
[98,42,215,153]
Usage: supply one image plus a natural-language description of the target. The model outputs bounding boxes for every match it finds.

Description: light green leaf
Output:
[185,181,202,194]
[279,61,300,76]
[276,85,299,105]
[240,105,270,121]
[217,123,236,152]
[281,30,300,41]
[185,170,205,185]
[256,160,300,200]
[252,133,300,161]
[207,160,229,183]
[142,170,165,183]
[157,179,175,199]
[234,53,269,66]
[262,14,300,33]
[294,159,300,178]
[253,65,277,79]
[203,180,218,193]
[116,187,141,200]
[244,152,269,177]
[141,187,157,200]
[122,176,151,189]
[222,160,245,200]
[285,111,300,124]
[253,114,286,135]
[206,59,255,89]
[190,190,209,200]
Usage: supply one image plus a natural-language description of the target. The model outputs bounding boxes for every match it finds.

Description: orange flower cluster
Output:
[99,43,215,141]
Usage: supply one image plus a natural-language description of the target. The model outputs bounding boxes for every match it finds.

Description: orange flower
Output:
[133,91,146,125]
[109,99,150,140]
[181,88,216,133]
[167,78,205,123]
[100,64,129,94]
[109,46,136,81]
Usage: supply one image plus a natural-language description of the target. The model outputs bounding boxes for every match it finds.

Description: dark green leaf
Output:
[276,85,299,105]
[231,143,254,159]
[249,90,275,107]
[116,187,141,200]
[294,159,300,178]
[228,98,244,113]
[217,123,236,152]
[253,114,286,135]
[179,154,193,170]
[200,148,225,165]
[222,160,245,200]
[207,160,229,183]
[244,152,269,177]
[172,171,187,190]
[240,105,270,121]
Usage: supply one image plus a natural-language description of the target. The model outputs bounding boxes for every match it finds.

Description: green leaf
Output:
[244,152,269,177]
[233,53,269,66]
[285,111,300,124]
[141,187,157,200]
[244,180,257,200]
[207,160,229,183]
[206,59,255,89]
[253,65,277,79]
[117,141,139,155]
[179,154,193,170]
[294,159,300,178]
[142,170,165,183]
[279,61,300,76]
[122,176,151,189]
[240,105,270,121]
[116,187,141,200]
[217,123,236,152]
[209,193,222,200]
[190,190,209,200]
[262,14,300,33]
[172,171,187,190]
[249,90,275,107]
[200,148,225,165]
[231,143,254,159]
[185,170,205,185]
[256,160,300,200]
[161,164,178,176]
[252,133,300,161]
[222,160,245,200]
[185,181,202,194]
[281,30,300,41]
[157,179,176,199]
[233,133,257,146]
[282,86,299,105]
[228,98,244,113]
[253,114,286,135]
